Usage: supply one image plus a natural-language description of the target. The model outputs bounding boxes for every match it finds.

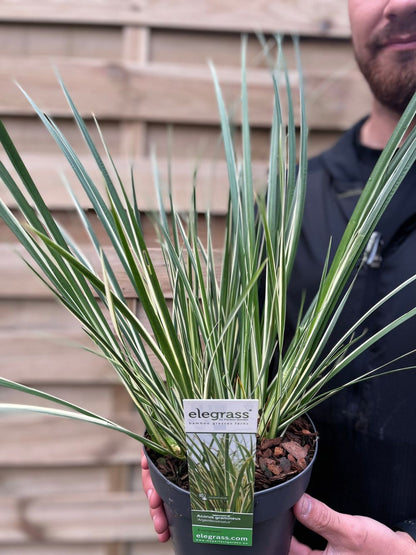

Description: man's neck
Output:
[360,99,414,149]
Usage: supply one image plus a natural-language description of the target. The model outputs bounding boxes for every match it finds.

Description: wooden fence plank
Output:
[129,542,173,554]
[0,545,112,555]
[0,154,261,212]
[0,23,122,59]
[0,244,167,298]
[0,467,115,496]
[149,30,354,70]
[137,0,351,37]
[0,299,119,383]
[0,0,144,27]
[0,491,156,543]
[0,58,371,128]
[0,413,141,466]
[0,335,116,383]
[0,298,78,328]
[0,115,341,168]
[0,327,120,383]
[146,123,342,161]
[1,385,123,415]
[0,116,121,156]
[0,0,350,37]
[0,244,223,299]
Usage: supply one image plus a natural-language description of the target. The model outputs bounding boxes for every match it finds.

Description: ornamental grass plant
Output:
[0,37,416,469]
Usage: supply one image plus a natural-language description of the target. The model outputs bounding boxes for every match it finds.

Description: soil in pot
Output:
[147,416,317,492]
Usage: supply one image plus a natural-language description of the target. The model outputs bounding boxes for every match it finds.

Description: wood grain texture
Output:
[0,0,350,37]
[0,57,370,127]
[0,467,115,496]
[0,22,122,58]
[0,545,115,555]
[0,413,141,466]
[0,243,224,299]
[0,153,265,212]
[0,491,155,542]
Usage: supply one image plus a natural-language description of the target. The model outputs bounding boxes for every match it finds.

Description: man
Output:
[142,0,416,552]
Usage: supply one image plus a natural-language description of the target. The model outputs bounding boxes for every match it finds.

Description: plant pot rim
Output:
[144,413,318,512]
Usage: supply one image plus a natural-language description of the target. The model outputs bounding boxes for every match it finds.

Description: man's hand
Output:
[290,494,416,554]
[141,450,170,542]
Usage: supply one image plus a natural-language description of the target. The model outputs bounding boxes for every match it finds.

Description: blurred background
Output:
[0,1,371,554]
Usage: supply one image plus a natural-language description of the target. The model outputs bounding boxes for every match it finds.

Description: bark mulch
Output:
[147,415,318,492]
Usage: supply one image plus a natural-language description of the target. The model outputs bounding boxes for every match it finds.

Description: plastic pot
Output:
[144,419,318,554]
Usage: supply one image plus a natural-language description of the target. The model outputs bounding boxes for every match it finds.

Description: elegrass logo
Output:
[183,399,258,433]
[193,526,253,546]
[187,407,251,421]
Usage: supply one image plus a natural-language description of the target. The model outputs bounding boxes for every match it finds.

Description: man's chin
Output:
[357,51,416,114]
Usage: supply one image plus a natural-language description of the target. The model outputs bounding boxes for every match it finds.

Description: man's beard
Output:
[355,50,416,114]
[354,21,416,115]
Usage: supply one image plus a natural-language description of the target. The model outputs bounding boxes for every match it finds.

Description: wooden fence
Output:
[0,2,371,554]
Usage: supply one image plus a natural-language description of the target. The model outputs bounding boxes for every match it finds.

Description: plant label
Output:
[184,399,258,547]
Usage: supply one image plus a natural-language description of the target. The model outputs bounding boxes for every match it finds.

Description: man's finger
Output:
[141,450,170,542]
[141,451,149,470]
[289,536,317,555]
[141,450,164,510]
[293,494,357,546]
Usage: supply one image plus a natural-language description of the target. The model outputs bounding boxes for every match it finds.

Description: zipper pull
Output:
[363,231,383,268]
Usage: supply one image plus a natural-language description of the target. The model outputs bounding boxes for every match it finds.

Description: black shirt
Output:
[288,119,416,547]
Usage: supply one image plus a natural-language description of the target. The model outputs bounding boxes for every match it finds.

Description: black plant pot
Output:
[144,421,318,555]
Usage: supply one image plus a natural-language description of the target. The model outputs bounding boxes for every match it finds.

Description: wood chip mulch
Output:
[254,416,317,491]
[147,416,317,492]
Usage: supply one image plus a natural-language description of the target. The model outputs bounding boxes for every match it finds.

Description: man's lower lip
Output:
[383,40,416,51]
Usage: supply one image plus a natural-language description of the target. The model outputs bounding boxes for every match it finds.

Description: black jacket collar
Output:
[315,118,416,247]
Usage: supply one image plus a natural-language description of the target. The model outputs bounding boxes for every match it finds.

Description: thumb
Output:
[294,493,353,545]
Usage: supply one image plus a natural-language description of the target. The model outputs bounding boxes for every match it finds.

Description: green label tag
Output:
[192,524,253,546]
[192,510,253,545]
[184,399,258,547]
